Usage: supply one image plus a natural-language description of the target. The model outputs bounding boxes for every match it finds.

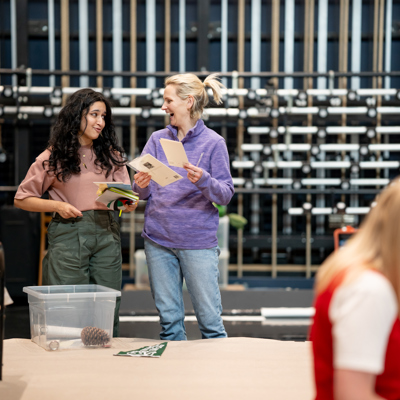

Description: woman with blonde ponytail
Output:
[133,73,234,341]
[310,179,400,400]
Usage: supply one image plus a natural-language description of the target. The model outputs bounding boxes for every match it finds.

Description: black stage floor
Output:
[119,288,314,341]
[5,288,315,341]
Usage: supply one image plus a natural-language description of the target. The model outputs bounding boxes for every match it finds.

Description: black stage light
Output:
[317,128,326,139]
[367,108,377,118]
[359,145,369,157]
[341,180,350,190]
[141,108,151,119]
[2,86,13,98]
[247,89,257,101]
[43,106,53,118]
[263,146,272,156]
[292,180,302,190]
[350,163,360,174]
[0,148,6,163]
[269,129,278,139]
[297,91,307,101]
[366,128,376,139]
[329,97,341,107]
[50,87,62,106]
[318,107,328,119]
[270,109,279,119]
[151,88,160,99]
[52,87,62,98]
[254,164,263,174]
[311,145,320,156]
[119,96,131,106]
[245,180,253,189]
[238,109,247,119]
[301,164,311,174]
[227,96,239,108]
[102,88,112,98]
[335,202,346,212]
[347,90,357,101]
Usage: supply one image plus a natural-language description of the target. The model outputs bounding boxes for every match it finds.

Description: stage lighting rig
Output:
[43,106,53,118]
[347,90,357,101]
[269,129,278,138]
[367,108,377,118]
[247,89,257,101]
[1,86,13,98]
[317,128,326,138]
[366,128,376,139]
[329,97,342,107]
[292,180,302,190]
[270,109,280,119]
[102,88,112,98]
[238,109,247,119]
[141,108,151,119]
[318,107,328,118]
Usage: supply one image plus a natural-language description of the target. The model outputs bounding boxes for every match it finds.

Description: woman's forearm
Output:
[334,369,385,400]
[14,197,63,214]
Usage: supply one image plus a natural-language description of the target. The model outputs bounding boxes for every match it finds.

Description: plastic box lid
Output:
[23,284,121,300]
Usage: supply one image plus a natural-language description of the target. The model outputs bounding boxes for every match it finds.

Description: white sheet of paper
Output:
[128,154,183,187]
[159,138,189,168]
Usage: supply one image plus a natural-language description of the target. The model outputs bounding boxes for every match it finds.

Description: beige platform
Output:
[0,337,314,400]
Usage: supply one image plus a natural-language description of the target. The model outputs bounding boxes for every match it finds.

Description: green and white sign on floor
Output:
[114,342,168,358]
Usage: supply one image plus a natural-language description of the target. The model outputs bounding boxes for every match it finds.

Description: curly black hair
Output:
[43,88,126,182]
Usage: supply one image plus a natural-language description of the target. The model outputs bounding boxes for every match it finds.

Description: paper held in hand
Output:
[159,138,189,168]
[128,154,183,187]
[94,182,139,210]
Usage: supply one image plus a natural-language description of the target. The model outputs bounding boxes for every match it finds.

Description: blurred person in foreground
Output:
[14,88,137,336]
[310,179,400,400]
[133,73,234,340]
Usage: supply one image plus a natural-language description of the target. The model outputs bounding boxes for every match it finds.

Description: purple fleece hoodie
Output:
[132,119,234,250]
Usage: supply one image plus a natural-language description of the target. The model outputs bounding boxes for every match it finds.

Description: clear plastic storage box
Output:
[23,284,121,351]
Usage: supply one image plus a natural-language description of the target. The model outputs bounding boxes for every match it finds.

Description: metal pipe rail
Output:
[2,105,400,119]
[233,144,400,159]
[232,188,382,195]
[254,161,400,170]
[248,178,390,187]
[232,177,391,188]
[247,126,400,136]
[288,207,371,215]
[1,85,400,99]
[1,68,400,78]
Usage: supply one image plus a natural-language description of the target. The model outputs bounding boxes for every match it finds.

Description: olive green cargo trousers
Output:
[42,210,122,337]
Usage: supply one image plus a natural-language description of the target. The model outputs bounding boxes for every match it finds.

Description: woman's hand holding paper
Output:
[184,162,203,184]
[134,172,151,188]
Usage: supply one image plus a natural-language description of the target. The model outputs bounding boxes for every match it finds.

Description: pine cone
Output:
[81,326,110,346]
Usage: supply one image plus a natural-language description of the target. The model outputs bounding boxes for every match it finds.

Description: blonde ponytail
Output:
[203,73,225,105]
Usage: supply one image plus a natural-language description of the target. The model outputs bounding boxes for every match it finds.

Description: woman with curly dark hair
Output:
[14,88,137,336]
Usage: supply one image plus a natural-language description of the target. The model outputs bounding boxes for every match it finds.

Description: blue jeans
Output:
[144,238,227,341]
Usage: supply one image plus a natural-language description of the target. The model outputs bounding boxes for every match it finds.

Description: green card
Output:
[114,342,168,358]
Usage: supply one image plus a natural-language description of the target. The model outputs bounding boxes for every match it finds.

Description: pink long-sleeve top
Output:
[15,144,130,211]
